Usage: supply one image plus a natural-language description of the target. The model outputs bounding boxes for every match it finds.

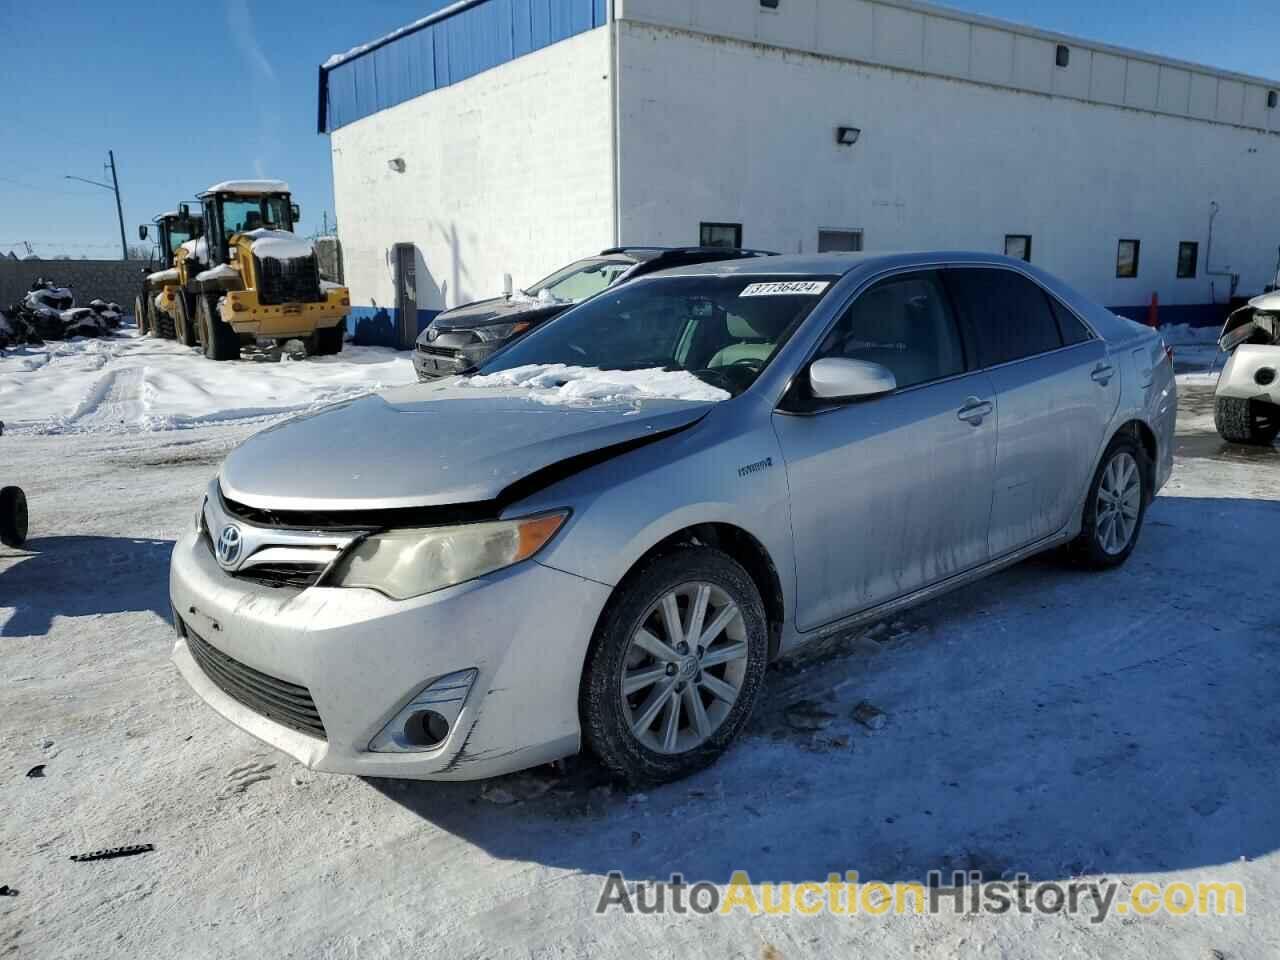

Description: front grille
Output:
[218,488,496,531]
[255,254,323,305]
[185,625,327,739]
[417,343,462,357]
[234,563,327,590]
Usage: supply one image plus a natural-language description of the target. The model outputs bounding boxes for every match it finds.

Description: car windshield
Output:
[475,274,836,397]
[524,258,632,302]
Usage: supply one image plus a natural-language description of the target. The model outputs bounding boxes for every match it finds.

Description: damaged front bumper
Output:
[169,526,610,780]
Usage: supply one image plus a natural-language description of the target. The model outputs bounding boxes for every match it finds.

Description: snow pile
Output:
[178,237,209,265]
[0,331,415,434]
[460,364,729,405]
[509,288,567,306]
[243,228,313,262]
[195,264,240,283]
[1160,322,1220,346]
[147,267,178,284]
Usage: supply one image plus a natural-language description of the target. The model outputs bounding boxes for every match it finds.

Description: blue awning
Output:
[318,0,608,132]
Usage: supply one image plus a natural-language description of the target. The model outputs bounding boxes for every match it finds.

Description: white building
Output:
[320,0,1280,347]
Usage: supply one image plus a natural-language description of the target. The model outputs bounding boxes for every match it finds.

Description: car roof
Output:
[645,250,1050,279]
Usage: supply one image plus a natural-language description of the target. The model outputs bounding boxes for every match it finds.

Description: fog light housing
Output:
[1255,367,1276,387]
[368,669,477,753]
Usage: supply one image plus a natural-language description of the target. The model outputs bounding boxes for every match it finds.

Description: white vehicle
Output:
[1215,291,1280,446]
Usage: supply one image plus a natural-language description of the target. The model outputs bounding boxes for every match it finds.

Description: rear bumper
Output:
[169,527,611,779]
[220,287,351,338]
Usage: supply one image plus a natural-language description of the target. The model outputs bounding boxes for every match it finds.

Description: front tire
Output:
[1067,433,1150,569]
[1215,395,1280,446]
[0,486,28,548]
[580,547,769,784]
[198,295,239,361]
[174,292,198,347]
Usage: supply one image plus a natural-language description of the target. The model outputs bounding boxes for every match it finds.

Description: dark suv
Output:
[412,246,776,380]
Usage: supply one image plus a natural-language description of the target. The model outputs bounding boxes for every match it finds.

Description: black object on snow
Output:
[69,844,155,863]
[0,885,17,896]
[25,764,45,778]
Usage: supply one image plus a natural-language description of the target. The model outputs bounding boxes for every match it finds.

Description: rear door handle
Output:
[957,397,993,425]
[1091,362,1115,385]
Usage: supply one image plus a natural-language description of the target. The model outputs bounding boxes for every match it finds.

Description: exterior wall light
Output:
[836,126,861,146]
[388,157,406,173]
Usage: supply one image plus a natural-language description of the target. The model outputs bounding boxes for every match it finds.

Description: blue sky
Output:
[0,0,1275,260]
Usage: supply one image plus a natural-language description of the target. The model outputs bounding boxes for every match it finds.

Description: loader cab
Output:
[193,184,298,266]
[154,212,204,269]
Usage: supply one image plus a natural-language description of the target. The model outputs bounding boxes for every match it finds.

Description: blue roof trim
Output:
[318,0,607,132]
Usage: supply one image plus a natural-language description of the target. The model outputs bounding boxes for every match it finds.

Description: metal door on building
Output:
[393,243,417,350]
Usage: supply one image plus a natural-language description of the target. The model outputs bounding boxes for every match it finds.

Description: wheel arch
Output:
[1109,418,1158,496]
[599,522,786,662]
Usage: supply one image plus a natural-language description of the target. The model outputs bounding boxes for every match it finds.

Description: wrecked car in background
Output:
[412,245,776,380]
[171,251,1175,785]
[1215,291,1280,445]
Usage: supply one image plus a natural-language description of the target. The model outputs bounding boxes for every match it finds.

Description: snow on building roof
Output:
[322,0,475,70]
[203,180,290,196]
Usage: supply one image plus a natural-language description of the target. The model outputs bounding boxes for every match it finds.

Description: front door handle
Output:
[957,397,993,425]
[1091,362,1115,385]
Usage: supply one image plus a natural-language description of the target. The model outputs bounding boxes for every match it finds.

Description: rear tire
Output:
[1066,432,1150,570]
[134,295,150,336]
[309,324,344,356]
[1215,395,1280,446]
[198,295,240,361]
[580,547,769,785]
[0,486,28,548]
[174,292,198,347]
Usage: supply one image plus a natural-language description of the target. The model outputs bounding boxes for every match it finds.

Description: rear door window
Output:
[1046,296,1094,346]
[945,268,1063,367]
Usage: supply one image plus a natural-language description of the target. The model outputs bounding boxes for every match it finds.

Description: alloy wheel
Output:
[1095,450,1141,555]
[620,582,749,754]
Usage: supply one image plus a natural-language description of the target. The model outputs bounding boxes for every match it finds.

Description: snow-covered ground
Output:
[1,327,1278,959]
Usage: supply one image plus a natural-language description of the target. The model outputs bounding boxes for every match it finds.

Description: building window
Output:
[700,222,742,249]
[1056,44,1070,68]
[1177,241,1199,279]
[760,0,779,8]
[818,229,863,253]
[1269,91,1278,109]
[1116,239,1141,278]
[1004,234,1032,262]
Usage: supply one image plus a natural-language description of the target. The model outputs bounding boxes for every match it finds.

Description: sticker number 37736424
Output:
[739,281,830,297]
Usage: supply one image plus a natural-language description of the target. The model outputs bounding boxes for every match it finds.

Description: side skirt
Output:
[782,527,1075,653]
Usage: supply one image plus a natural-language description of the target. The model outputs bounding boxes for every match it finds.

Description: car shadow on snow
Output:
[379,494,1279,886]
[0,536,174,637]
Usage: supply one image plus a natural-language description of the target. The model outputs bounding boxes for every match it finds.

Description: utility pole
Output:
[65,150,128,261]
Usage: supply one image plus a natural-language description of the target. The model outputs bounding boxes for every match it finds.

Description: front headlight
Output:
[471,320,531,342]
[325,511,568,599]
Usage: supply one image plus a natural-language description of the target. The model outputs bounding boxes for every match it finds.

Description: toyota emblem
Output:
[216,524,243,568]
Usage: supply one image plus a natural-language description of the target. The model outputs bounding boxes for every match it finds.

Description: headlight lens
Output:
[326,511,567,599]
[472,320,531,342]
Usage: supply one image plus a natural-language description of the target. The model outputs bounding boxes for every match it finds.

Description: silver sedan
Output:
[170,252,1176,783]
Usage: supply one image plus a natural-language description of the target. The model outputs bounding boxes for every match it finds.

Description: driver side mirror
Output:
[291,203,301,223]
[178,203,190,218]
[138,225,149,241]
[808,357,896,402]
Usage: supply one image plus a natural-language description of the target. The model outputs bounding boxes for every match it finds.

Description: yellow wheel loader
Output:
[157,180,350,361]
[135,209,204,340]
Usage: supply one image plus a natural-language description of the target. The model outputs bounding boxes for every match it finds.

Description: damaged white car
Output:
[170,252,1176,784]
[1215,291,1280,445]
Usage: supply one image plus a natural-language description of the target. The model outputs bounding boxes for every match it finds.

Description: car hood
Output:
[425,296,567,334]
[218,381,713,511]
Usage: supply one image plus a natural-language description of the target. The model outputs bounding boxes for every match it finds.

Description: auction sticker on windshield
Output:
[740,281,830,297]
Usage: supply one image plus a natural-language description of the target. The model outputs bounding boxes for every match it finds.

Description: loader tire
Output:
[155,312,176,340]
[0,486,28,548]
[310,324,344,356]
[1214,395,1280,446]
[134,295,150,336]
[198,295,240,362]
[174,292,198,347]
